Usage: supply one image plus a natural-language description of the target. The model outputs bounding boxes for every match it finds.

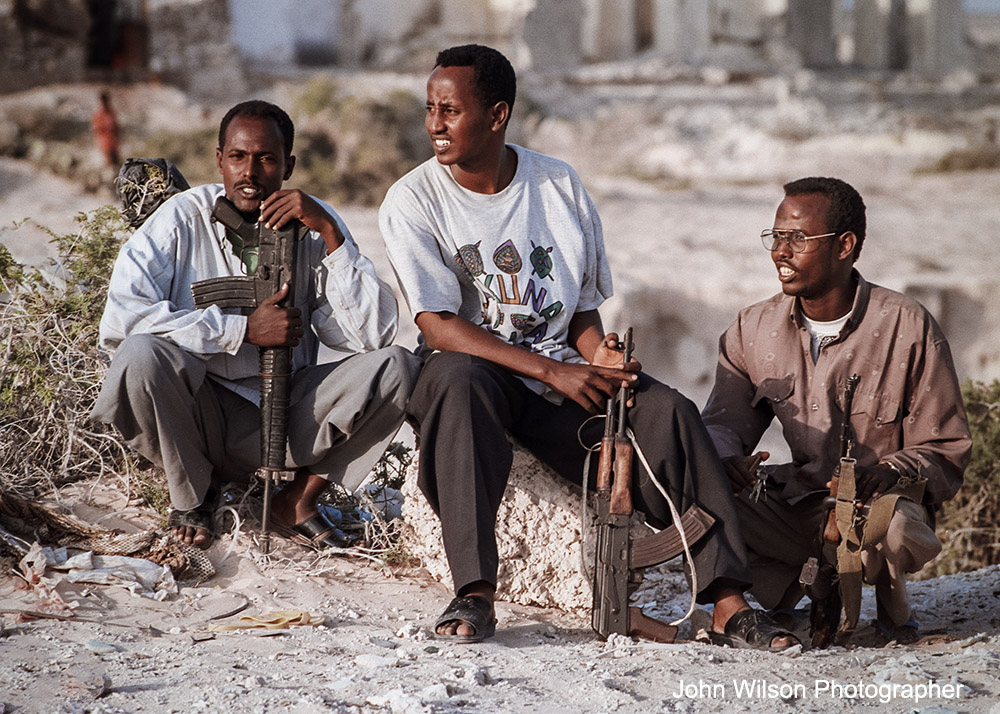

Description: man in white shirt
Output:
[379,45,797,649]
[92,100,420,549]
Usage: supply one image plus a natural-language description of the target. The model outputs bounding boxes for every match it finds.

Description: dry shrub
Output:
[292,76,431,206]
[134,127,219,188]
[0,207,155,499]
[918,145,1000,173]
[920,379,1000,578]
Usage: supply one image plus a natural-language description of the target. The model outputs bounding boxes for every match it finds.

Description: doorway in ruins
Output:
[85,0,148,77]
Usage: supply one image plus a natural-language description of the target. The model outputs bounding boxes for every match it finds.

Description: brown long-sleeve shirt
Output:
[702,273,971,507]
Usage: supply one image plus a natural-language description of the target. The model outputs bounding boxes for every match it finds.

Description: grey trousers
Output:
[406,351,753,601]
[735,489,941,627]
[91,334,421,511]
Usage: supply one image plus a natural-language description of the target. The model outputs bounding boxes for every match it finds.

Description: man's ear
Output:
[490,102,510,132]
[283,155,296,181]
[837,231,857,261]
[216,147,224,176]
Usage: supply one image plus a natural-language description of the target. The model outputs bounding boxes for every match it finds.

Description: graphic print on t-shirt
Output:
[454,238,564,348]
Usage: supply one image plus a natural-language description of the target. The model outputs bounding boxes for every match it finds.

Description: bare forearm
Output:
[567,309,605,363]
[416,311,557,383]
[415,310,637,413]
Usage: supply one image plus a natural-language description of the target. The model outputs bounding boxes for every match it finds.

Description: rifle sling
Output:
[834,458,926,643]
[629,504,715,569]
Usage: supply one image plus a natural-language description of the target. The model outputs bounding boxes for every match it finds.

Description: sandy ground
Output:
[3,75,1000,712]
[2,479,999,714]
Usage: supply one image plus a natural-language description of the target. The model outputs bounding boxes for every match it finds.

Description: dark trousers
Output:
[406,351,752,603]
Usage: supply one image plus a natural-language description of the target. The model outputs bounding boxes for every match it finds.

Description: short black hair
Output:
[783,176,867,261]
[218,100,295,157]
[435,44,516,117]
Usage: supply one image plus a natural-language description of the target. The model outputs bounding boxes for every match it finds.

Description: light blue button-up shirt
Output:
[99,184,398,404]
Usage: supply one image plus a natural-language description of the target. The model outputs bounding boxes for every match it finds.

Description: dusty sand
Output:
[2,478,999,714]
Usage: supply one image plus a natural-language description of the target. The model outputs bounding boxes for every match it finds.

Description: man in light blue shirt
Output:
[93,100,419,550]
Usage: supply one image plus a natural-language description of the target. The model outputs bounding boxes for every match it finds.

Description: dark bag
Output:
[114,158,190,228]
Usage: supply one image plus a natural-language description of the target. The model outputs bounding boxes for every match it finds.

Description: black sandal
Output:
[708,609,799,651]
[274,513,357,550]
[167,505,215,549]
[433,595,497,644]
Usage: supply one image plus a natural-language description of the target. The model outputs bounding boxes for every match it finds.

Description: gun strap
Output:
[834,459,927,643]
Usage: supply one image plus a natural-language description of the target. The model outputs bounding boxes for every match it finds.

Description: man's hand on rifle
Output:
[543,361,638,415]
[853,462,901,503]
[722,451,769,494]
[246,283,304,347]
[592,332,641,404]
[260,189,346,254]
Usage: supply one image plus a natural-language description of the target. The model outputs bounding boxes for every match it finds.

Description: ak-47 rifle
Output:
[591,328,717,642]
[191,195,303,554]
[800,374,860,648]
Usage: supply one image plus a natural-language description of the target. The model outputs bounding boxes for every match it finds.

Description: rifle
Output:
[191,195,303,554]
[800,373,860,648]
[591,328,716,642]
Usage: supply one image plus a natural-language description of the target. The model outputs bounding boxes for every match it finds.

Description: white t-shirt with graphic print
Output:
[379,144,614,399]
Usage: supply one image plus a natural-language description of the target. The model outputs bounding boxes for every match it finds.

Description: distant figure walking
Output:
[92,91,121,168]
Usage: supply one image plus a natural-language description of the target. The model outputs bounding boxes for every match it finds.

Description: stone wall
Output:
[147,0,246,100]
[0,0,90,94]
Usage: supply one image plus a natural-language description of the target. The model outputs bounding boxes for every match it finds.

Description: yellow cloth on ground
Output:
[208,610,324,631]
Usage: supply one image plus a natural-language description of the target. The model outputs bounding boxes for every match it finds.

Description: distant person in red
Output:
[92,91,121,168]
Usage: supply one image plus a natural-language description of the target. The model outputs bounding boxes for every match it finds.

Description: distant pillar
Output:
[524,0,584,70]
[652,0,711,62]
[711,0,766,44]
[440,0,494,39]
[853,0,907,70]
[787,0,836,68]
[582,0,637,61]
[906,0,967,73]
[339,0,364,66]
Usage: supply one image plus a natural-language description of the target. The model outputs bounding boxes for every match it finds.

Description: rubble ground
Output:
[2,479,999,714]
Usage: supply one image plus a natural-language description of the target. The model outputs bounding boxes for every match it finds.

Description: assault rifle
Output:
[591,328,716,642]
[191,195,303,554]
[800,374,860,648]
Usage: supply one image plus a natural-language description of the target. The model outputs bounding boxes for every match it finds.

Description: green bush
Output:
[921,379,1000,577]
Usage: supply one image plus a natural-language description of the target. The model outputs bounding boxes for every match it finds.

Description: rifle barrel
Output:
[615,328,633,439]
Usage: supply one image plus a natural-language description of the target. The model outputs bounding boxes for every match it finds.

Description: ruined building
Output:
[1,0,244,95]
[0,0,983,97]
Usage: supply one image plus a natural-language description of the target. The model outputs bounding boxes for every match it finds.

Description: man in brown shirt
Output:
[701,176,971,644]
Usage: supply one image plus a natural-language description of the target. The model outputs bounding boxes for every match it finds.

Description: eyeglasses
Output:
[760,229,837,253]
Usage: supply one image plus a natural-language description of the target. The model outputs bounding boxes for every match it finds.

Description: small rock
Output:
[369,636,399,650]
[463,665,493,686]
[418,683,450,701]
[354,654,397,668]
[366,689,429,714]
[396,622,423,639]
[85,640,119,655]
